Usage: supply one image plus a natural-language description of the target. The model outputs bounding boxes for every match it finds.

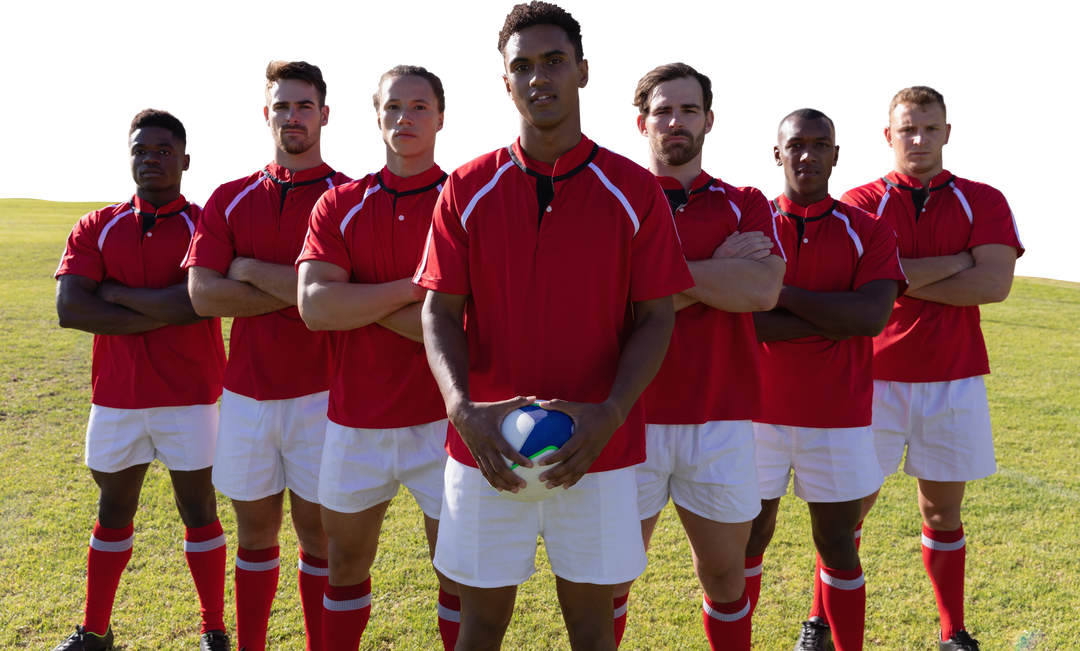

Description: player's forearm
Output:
[684,257,783,313]
[228,257,299,306]
[603,296,676,424]
[777,285,893,337]
[906,263,1014,305]
[672,292,699,312]
[422,292,472,413]
[97,282,207,326]
[299,277,421,332]
[56,290,167,335]
[188,272,290,318]
[376,302,425,343]
[752,308,827,343]
[900,253,974,293]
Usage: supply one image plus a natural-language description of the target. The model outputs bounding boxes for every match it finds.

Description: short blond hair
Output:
[889,86,946,120]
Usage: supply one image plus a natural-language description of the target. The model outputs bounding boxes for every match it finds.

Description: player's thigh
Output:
[322,501,391,583]
[752,422,796,501]
[636,423,678,521]
[168,466,217,528]
[871,379,913,477]
[917,478,966,530]
[676,505,752,573]
[554,577,616,651]
[232,491,285,549]
[670,420,761,523]
[542,466,647,586]
[279,391,330,504]
[213,390,286,502]
[147,403,218,472]
[458,583,518,640]
[91,463,151,526]
[288,489,326,552]
[85,405,156,473]
[904,378,995,482]
[790,425,883,503]
[434,457,541,588]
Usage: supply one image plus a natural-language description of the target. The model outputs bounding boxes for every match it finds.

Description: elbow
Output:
[297,297,332,332]
[752,284,783,312]
[983,279,1013,304]
[856,313,891,337]
[189,295,216,318]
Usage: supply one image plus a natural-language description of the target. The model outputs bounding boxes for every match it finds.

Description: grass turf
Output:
[1,199,1076,649]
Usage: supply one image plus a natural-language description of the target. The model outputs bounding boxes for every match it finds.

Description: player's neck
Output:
[783,185,830,208]
[274,143,325,174]
[386,148,436,179]
[135,185,182,209]
[896,159,944,188]
[518,115,583,165]
[651,156,701,193]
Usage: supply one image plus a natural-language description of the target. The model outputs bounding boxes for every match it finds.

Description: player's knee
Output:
[922,507,963,532]
[813,532,859,569]
[698,559,747,604]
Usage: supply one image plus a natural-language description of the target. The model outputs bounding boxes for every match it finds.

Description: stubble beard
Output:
[275,127,319,156]
[653,127,706,168]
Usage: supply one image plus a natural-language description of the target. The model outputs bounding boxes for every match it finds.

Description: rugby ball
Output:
[498,404,574,502]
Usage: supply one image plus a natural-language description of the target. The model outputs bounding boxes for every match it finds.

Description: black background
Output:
[8,7,1054,278]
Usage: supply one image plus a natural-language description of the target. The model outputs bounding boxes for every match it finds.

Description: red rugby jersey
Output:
[56,195,226,409]
[757,195,907,428]
[184,162,350,401]
[644,172,785,424]
[297,165,447,429]
[843,171,1025,383]
[414,136,694,472]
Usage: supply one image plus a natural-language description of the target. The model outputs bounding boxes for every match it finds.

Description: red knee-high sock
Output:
[613,593,629,648]
[744,554,763,614]
[703,591,752,651]
[83,521,134,636]
[322,578,372,651]
[298,549,329,651]
[809,520,862,621]
[184,520,226,633]
[438,588,461,651]
[235,545,280,651]
[820,565,865,651]
[922,524,966,640]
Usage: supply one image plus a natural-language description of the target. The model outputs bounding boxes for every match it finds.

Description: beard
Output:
[274,126,319,155]
[652,127,706,167]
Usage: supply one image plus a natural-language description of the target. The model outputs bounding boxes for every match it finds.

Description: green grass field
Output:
[1,199,1077,650]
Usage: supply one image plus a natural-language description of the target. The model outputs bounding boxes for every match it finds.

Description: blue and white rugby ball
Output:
[499,403,574,502]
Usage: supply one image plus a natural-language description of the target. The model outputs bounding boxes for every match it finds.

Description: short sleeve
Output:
[55,212,105,282]
[296,191,352,274]
[854,216,908,295]
[967,185,1025,257]
[628,175,694,302]
[183,186,237,274]
[413,175,472,295]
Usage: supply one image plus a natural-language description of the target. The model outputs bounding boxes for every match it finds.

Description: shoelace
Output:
[798,621,826,649]
[951,630,981,650]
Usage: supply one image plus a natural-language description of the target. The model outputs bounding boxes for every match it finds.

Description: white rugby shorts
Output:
[872,377,996,482]
[754,422,883,503]
[637,421,761,523]
[433,457,647,588]
[85,403,219,473]
[319,419,449,518]
[212,389,329,503]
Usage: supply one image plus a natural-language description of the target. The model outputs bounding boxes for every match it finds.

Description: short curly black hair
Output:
[773,105,838,145]
[129,109,186,144]
[497,2,583,62]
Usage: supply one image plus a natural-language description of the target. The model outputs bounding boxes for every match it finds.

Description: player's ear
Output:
[833,145,840,166]
[883,125,893,148]
[705,109,715,135]
[578,59,589,88]
[321,104,330,126]
[637,114,648,137]
[503,74,512,99]
[437,112,444,132]
[263,105,270,124]
[944,123,951,145]
[182,154,190,172]
[774,145,782,166]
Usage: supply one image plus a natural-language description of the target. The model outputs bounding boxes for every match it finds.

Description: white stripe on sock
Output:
[922,533,966,552]
[184,534,225,553]
[819,569,865,591]
[298,559,329,576]
[89,534,134,552]
[744,563,762,578]
[323,592,372,612]
[702,597,750,622]
[613,601,628,619]
[236,556,280,572]
[438,602,461,622]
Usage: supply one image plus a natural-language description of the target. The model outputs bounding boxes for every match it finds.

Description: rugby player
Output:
[414,3,693,649]
[745,109,906,651]
[842,86,1023,651]
[53,109,228,651]
[295,65,460,651]
[611,62,785,650]
[185,61,350,651]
